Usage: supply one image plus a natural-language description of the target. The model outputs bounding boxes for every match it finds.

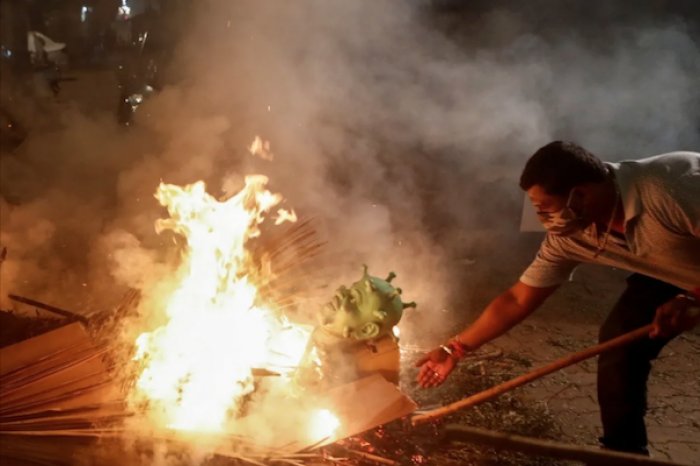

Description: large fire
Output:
[129,172,338,444]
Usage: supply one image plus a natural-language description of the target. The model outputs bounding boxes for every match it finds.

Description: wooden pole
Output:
[442,425,683,466]
[7,295,88,325]
[412,324,653,425]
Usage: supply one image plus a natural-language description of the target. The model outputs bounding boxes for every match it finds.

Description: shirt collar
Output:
[605,162,641,223]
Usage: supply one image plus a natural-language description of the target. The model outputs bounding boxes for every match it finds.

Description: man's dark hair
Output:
[519,141,607,196]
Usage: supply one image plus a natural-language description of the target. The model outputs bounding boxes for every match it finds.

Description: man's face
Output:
[527,185,591,234]
[526,185,568,215]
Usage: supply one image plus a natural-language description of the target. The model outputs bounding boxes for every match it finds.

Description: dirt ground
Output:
[400,233,700,465]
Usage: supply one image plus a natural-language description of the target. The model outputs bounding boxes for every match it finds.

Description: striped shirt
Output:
[520,151,700,291]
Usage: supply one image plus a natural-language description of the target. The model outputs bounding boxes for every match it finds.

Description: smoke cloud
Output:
[1,0,699,346]
[152,0,699,338]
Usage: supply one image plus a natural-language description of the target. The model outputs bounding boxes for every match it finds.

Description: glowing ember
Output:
[310,409,341,442]
[129,172,326,436]
[248,135,274,161]
[275,208,298,225]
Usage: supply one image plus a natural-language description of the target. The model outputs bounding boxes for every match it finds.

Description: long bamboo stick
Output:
[442,425,682,466]
[412,324,654,425]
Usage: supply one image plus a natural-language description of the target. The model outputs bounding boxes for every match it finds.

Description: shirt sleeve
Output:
[520,234,581,288]
[653,152,700,237]
[675,168,700,237]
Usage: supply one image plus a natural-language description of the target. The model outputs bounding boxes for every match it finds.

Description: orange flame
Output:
[129,171,338,441]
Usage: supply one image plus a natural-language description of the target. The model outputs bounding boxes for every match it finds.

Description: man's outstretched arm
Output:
[416,280,559,388]
[417,233,578,388]
[455,280,560,351]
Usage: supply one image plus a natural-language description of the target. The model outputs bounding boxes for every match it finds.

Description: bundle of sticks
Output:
[250,216,327,314]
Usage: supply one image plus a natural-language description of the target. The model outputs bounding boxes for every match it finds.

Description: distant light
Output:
[128,94,144,106]
[118,0,131,19]
[81,6,88,22]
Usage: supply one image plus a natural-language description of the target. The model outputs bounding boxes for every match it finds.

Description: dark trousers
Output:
[597,274,683,454]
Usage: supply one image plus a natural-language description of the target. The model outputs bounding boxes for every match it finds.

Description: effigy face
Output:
[319,265,416,342]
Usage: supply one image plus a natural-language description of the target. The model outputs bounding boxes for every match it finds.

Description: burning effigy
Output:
[114,150,419,458]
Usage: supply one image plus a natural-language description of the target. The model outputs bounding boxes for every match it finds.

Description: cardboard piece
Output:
[310,373,417,449]
[349,336,401,385]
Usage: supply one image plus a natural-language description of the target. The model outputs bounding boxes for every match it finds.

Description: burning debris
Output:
[248,136,274,161]
[118,171,428,458]
[0,161,414,464]
[126,175,325,440]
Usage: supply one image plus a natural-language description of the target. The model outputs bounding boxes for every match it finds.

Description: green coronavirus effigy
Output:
[318,264,417,342]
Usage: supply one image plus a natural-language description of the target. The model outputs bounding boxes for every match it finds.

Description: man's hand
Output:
[413,281,557,389]
[650,294,700,339]
[415,347,458,388]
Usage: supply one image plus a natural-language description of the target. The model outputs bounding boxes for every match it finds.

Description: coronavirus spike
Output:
[402,301,417,310]
[341,296,354,313]
[386,271,396,283]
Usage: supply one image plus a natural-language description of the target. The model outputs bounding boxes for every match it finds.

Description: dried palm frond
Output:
[251,217,325,286]
[246,217,328,321]
[0,322,129,466]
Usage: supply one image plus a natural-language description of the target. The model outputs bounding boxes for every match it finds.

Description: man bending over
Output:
[416,142,700,455]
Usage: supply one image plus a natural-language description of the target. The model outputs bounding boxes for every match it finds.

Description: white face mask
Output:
[536,190,587,236]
